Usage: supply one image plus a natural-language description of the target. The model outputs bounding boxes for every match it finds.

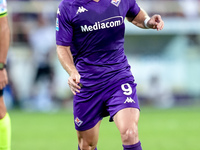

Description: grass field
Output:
[9,106,200,150]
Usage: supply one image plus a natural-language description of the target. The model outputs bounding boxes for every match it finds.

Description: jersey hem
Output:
[56,41,71,46]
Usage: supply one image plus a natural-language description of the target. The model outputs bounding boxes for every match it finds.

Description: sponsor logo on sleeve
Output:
[56,18,59,31]
[57,8,61,16]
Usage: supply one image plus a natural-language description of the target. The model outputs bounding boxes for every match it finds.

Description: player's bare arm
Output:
[0,16,10,90]
[56,45,81,95]
[127,8,164,31]
[0,1,12,150]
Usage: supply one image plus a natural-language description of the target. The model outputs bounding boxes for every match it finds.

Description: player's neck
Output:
[93,0,100,2]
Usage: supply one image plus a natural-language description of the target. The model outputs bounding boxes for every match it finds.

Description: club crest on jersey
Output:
[75,117,83,127]
[111,0,121,7]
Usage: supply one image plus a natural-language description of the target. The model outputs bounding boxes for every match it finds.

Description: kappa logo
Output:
[75,117,83,127]
[57,8,61,15]
[124,97,135,104]
[111,0,121,7]
[76,6,88,14]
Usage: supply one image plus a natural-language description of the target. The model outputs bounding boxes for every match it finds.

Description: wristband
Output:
[144,17,150,29]
[0,63,6,70]
[0,89,3,97]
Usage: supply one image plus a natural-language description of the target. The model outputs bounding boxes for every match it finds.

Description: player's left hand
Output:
[148,15,164,31]
[68,70,81,95]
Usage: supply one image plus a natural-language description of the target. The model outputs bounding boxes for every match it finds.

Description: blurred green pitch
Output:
[10,106,200,150]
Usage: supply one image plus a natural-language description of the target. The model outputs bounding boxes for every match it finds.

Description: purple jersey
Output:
[56,0,140,90]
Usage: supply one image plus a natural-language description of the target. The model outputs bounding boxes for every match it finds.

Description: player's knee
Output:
[79,139,97,150]
[120,124,138,143]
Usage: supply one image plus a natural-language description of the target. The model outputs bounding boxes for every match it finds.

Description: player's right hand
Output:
[68,70,81,95]
[0,69,8,90]
[148,14,164,31]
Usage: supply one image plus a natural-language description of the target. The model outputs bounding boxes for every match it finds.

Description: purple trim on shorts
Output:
[75,117,102,131]
[109,105,140,122]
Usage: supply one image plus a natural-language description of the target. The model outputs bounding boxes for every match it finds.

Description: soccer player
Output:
[0,0,11,150]
[56,0,164,149]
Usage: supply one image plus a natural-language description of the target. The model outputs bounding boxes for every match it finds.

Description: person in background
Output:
[0,0,11,149]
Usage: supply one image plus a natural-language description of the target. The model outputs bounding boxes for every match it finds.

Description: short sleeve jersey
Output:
[0,0,7,18]
[56,0,140,90]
